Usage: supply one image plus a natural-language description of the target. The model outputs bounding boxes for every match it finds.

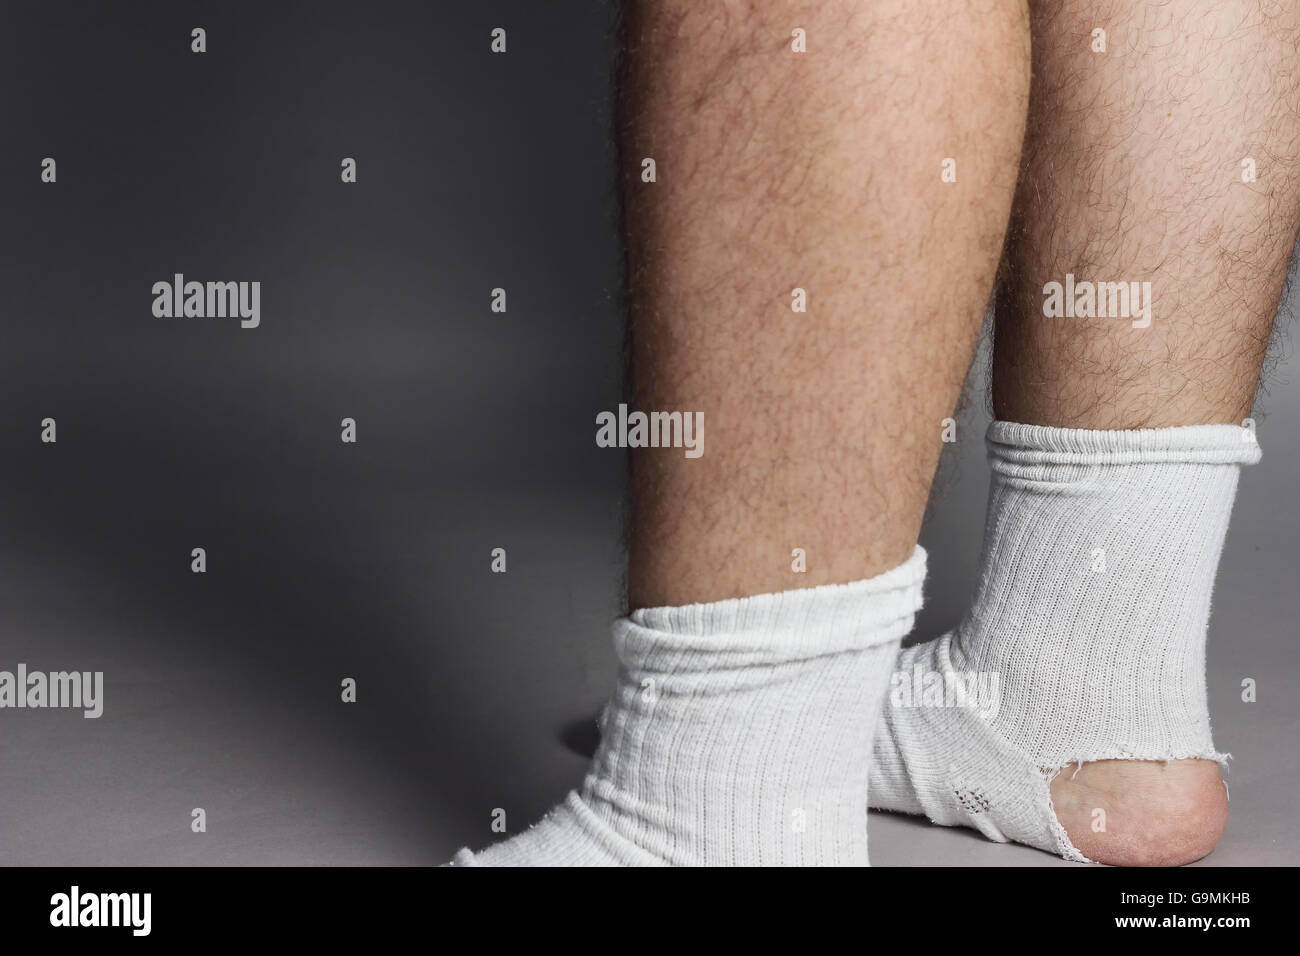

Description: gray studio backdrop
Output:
[1,1,1295,866]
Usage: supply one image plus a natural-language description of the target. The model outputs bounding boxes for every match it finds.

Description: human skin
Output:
[616,0,1294,868]
[994,0,1300,865]
[619,0,1030,609]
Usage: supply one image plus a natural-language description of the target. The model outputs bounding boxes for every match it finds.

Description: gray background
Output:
[0,1,1294,866]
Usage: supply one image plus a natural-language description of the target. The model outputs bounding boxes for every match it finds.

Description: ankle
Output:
[1050,758,1228,866]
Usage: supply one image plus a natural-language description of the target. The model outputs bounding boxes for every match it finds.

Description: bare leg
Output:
[624,0,1030,609]
[452,0,1032,865]
[997,0,1300,864]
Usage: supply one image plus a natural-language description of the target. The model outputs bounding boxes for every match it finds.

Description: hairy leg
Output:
[997,0,1300,864]
[624,0,1029,609]
[452,0,1032,866]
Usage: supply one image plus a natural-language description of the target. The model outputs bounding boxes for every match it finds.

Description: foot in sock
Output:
[870,421,1258,865]
[449,548,926,866]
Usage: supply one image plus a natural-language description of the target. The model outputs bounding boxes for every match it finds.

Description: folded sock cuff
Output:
[988,421,1262,467]
[617,546,926,668]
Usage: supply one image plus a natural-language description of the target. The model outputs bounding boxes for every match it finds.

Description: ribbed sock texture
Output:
[870,422,1260,860]
[451,547,927,866]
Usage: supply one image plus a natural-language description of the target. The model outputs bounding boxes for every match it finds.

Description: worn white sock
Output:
[450,547,926,866]
[870,422,1259,861]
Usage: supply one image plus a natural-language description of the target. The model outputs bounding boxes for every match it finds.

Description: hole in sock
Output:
[954,788,991,814]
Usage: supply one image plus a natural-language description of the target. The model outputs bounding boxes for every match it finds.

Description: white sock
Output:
[870,422,1260,861]
[450,547,927,866]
